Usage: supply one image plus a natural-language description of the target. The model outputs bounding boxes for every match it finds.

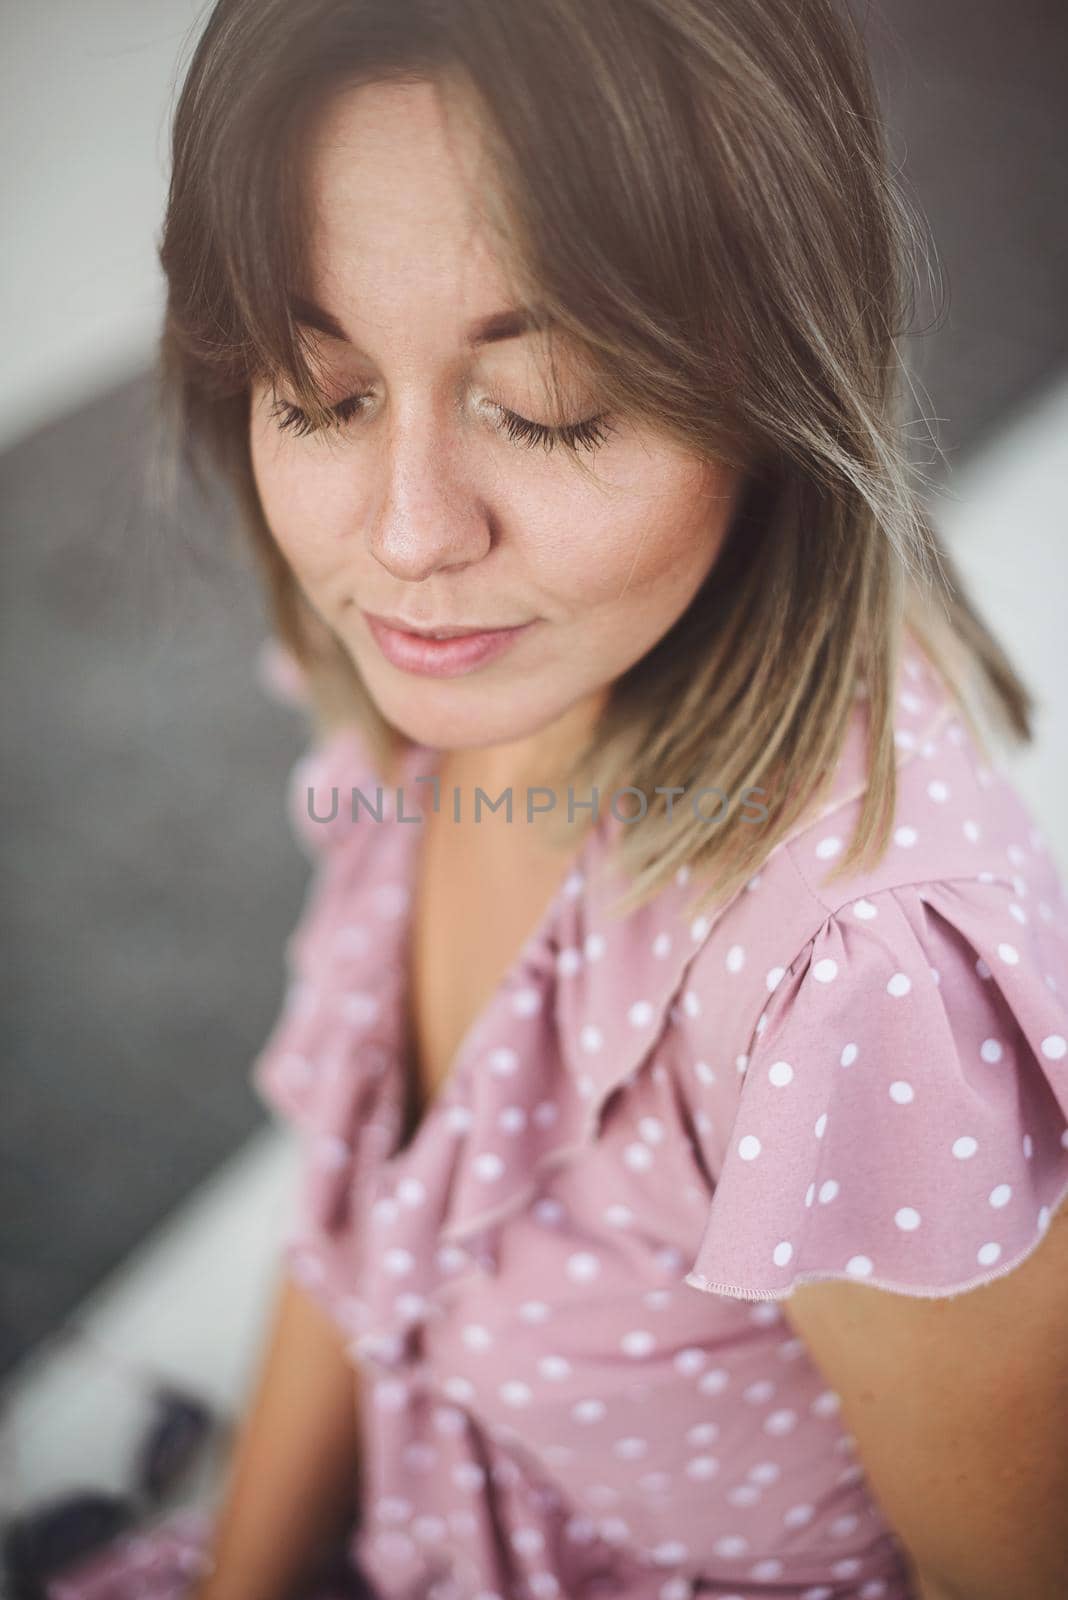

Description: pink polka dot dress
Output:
[47,633,1068,1600]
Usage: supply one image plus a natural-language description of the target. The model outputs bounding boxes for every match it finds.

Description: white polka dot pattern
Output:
[224,638,1068,1600]
[681,855,1068,1304]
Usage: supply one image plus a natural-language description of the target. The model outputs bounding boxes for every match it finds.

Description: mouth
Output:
[364,610,529,639]
[360,609,537,679]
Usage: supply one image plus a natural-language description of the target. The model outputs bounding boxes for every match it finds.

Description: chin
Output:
[362,675,563,756]
[365,687,524,753]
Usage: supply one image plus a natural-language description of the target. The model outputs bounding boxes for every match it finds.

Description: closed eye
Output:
[268,393,368,439]
[267,393,614,454]
[495,405,614,454]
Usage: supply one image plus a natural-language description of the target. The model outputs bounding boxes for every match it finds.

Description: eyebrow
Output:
[289,297,548,349]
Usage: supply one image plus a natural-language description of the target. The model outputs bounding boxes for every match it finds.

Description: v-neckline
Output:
[381,737,609,1169]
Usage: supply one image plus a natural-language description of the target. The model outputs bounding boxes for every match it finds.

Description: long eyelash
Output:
[497,408,614,454]
[268,393,614,454]
[268,394,367,438]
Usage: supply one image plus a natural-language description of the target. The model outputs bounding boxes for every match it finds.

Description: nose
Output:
[365,397,492,582]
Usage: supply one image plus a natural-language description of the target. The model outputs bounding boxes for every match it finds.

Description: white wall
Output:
[931,373,1068,876]
[1,1,208,452]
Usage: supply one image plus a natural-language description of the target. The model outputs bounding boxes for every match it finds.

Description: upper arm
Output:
[781,1193,1068,1600]
[674,860,1068,1595]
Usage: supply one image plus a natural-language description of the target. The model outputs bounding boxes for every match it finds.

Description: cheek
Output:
[535,462,736,618]
[249,423,349,579]
[249,423,298,552]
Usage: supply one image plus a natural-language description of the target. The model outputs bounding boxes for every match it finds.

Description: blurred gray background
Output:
[2,0,1067,1376]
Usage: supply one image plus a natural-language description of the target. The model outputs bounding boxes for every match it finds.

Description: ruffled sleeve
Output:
[248,641,404,1196]
[245,635,423,1338]
[682,874,1068,1302]
[245,753,409,1330]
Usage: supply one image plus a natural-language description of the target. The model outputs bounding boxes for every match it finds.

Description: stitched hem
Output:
[683,1171,1068,1303]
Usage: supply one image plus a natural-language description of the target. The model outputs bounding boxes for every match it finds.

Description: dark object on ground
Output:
[1,1490,139,1599]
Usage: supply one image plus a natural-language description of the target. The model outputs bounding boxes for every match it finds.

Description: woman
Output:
[49,1,1068,1597]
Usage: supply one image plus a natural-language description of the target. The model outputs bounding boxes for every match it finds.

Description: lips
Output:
[365,611,526,639]
[361,609,536,678]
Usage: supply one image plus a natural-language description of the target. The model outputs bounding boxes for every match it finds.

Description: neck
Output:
[443,688,607,800]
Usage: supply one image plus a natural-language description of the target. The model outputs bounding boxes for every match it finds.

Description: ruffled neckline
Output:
[376,735,623,1168]
[275,726,632,1246]
[257,631,968,1359]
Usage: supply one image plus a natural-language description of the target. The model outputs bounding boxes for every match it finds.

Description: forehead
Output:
[302,76,514,322]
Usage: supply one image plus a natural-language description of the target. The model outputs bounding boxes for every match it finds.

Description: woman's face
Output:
[250,77,744,757]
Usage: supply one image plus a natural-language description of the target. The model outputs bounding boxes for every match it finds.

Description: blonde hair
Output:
[154,0,1034,921]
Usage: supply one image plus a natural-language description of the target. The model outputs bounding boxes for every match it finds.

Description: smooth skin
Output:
[189,1273,363,1600]
[783,1200,1068,1600]
[222,72,743,1600]
[248,76,744,795]
[245,72,1068,1600]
